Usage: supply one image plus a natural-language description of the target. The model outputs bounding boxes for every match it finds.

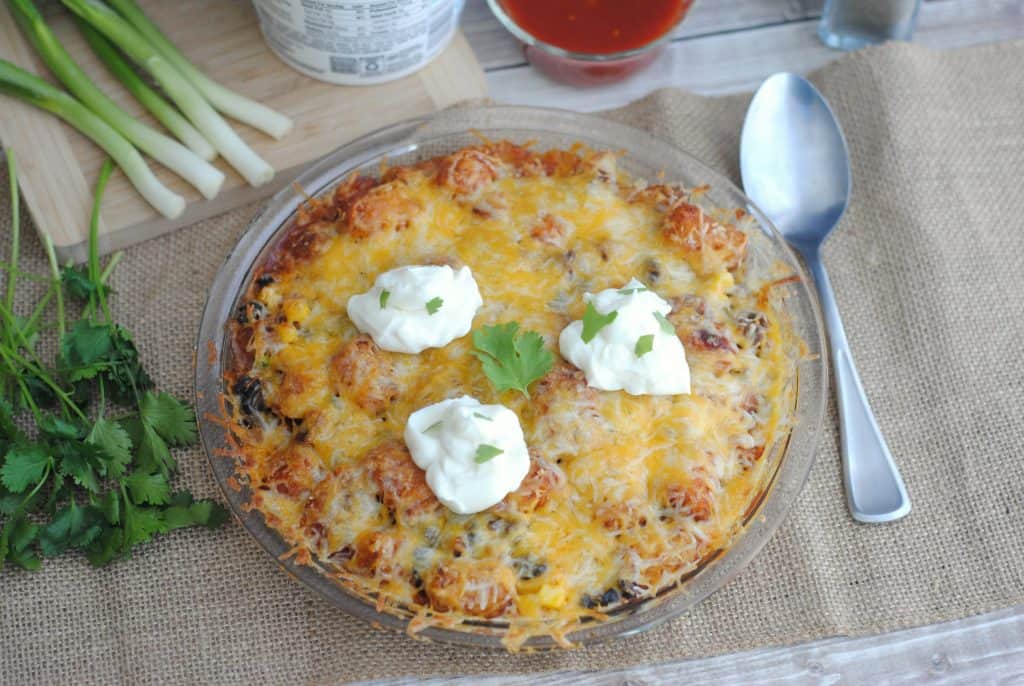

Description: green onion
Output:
[0,59,184,218]
[635,334,654,357]
[77,18,215,162]
[62,0,274,187]
[106,0,293,140]
[474,444,503,464]
[8,0,224,199]
[653,311,675,335]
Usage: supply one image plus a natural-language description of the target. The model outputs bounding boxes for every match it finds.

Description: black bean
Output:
[410,569,424,588]
[580,593,597,609]
[645,258,662,283]
[256,274,275,288]
[232,375,266,415]
[512,559,548,580]
[487,517,511,533]
[599,588,620,606]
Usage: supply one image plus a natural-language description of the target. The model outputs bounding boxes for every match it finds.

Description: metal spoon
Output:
[740,73,911,523]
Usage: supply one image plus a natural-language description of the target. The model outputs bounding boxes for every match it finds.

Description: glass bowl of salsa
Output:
[487,0,694,86]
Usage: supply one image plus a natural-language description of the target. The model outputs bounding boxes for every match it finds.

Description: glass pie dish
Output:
[194,106,827,650]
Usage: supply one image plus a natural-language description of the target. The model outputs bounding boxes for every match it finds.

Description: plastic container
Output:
[251,0,463,86]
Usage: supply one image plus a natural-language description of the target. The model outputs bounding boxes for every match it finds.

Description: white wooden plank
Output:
[362,604,1024,685]
[463,0,826,71]
[483,0,1024,111]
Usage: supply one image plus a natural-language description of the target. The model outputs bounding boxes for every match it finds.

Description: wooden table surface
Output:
[368,1,1024,683]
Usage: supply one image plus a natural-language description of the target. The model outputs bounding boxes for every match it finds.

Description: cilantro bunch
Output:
[0,154,225,571]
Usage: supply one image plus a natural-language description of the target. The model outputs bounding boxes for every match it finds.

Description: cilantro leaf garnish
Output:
[0,154,226,572]
[581,303,618,343]
[1,445,50,494]
[635,334,655,357]
[61,264,109,304]
[471,322,554,398]
[56,442,102,493]
[125,470,172,506]
[140,391,196,446]
[58,319,114,381]
[38,498,103,557]
[426,297,444,315]
[379,289,390,309]
[474,444,504,464]
[653,311,675,335]
[86,419,132,479]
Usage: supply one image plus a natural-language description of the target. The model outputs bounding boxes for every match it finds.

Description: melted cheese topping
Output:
[225,143,799,649]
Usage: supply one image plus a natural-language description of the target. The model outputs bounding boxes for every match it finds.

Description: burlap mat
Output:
[2,39,1023,685]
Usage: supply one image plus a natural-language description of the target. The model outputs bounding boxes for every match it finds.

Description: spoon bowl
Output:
[740,73,911,523]
[740,73,851,249]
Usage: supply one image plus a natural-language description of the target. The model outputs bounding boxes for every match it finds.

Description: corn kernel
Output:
[538,583,566,609]
[709,270,735,296]
[283,300,310,323]
[515,594,541,618]
[278,324,298,343]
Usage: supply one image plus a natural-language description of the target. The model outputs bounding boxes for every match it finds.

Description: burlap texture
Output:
[2,40,1023,684]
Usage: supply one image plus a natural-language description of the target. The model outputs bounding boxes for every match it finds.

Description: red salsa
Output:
[501,0,692,54]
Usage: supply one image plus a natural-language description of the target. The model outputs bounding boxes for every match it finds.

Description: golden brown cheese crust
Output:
[224,141,798,648]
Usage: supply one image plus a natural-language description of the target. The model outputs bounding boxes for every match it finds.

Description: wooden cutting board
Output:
[0,1,488,261]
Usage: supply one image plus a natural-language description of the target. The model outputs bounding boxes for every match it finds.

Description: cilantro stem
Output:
[90,159,115,323]
[4,149,18,317]
[0,459,52,572]
[20,286,55,340]
[98,377,106,418]
[119,482,133,555]
[20,459,52,505]
[42,234,65,338]
[0,314,88,423]
[99,251,122,285]
[0,344,42,422]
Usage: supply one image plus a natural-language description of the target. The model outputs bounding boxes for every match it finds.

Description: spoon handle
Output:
[803,250,911,523]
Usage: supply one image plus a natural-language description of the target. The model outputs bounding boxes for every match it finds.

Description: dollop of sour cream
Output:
[559,278,691,395]
[404,396,530,515]
[346,265,483,354]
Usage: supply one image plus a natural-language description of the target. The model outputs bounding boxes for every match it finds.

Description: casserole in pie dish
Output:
[195,107,826,650]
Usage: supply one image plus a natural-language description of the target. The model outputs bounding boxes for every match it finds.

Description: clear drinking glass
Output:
[818,0,922,50]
